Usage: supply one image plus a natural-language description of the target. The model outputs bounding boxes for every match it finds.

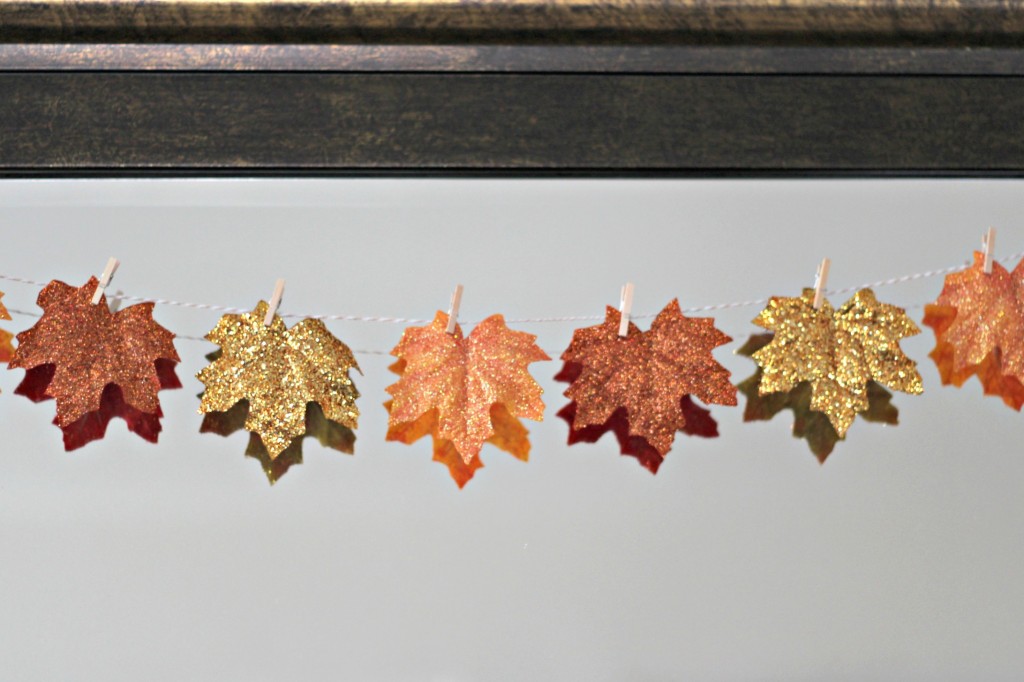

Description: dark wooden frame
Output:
[3,0,1024,177]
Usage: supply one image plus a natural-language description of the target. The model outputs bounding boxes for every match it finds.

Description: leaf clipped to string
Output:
[736,333,899,462]
[923,251,1024,409]
[557,301,736,472]
[385,312,548,486]
[554,360,719,474]
[8,277,180,449]
[752,288,922,438]
[197,302,361,473]
[0,290,14,364]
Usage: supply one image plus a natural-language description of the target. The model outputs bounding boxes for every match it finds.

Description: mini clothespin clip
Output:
[264,278,285,326]
[983,227,996,275]
[618,282,634,337]
[812,258,830,310]
[90,257,120,305]
[446,284,463,335]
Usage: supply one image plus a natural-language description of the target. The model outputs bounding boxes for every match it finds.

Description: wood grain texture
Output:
[2,0,1024,45]
[2,72,1023,175]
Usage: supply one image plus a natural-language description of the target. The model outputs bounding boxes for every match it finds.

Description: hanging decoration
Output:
[384,291,549,487]
[556,292,736,473]
[736,333,899,462]
[0,290,14,364]
[196,295,361,482]
[199,356,356,483]
[0,241,1019,481]
[8,275,181,450]
[748,280,923,442]
[385,361,532,487]
[923,241,1024,409]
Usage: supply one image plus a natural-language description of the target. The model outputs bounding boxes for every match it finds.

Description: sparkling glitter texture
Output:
[752,288,922,438]
[386,311,549,464]
[924,303,1024,409]
[923,252,1024,408]
[9,277,180,427]
[560,301,737,457]
[737,332,899,462]
[0,290,14,364]
[197,300,360,458]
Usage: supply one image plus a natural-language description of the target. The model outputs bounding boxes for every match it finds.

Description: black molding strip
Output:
[2,72,1023,177]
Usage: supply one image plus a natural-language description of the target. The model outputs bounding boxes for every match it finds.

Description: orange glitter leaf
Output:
[923,252,1024,409]
[923,301,1024,410]
[386,312,549,464]
[0,290,14,364]
[386,399,528,488]
[8,277,180,433]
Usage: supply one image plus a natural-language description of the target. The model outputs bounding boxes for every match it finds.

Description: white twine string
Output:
[0,250,1017,352]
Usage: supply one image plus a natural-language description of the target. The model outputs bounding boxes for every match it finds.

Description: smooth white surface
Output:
[0,179,1022,681]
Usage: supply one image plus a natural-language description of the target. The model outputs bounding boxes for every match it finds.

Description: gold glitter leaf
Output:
[196,301,360,458]
[560,300,737,456]
[923,251,1024,407]
[737,333,899,462]
[752,288,922,437]
[386,312,549,464]
[9,278,180,426]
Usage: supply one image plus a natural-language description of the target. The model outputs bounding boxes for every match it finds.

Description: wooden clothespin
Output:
[618,282,634,337]
[446,284,464,335]
[812,258,830,310]
[983,227,996,275]
[264,278,285,326]
[90,257,120,305]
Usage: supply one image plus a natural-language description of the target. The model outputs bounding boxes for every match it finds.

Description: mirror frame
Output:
[2,0,1024,177]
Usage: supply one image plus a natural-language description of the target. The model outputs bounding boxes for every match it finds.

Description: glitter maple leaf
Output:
[554,360,719,474]
[923,251,1024,409]
[752,288,922,437]
[386,311,549,464]
[0,290,14,364]
[737,333,898,462]
[8,278,180,435]
[16,360,181,450]
[559,301,736,462]
[385,359,532,487]
[197,301,360,458]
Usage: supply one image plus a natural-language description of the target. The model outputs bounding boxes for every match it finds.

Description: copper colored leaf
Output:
[737,333,898,462]
[197,301,360,458]
[16,359,181,451]
[752,288,921,437]
[201,399,355,484]
[560,300,736,457]
[9,278,180,427]
[554,360,718,473]
[386,311,548,463]
[9,278,181,444]
[923,303,1024,410]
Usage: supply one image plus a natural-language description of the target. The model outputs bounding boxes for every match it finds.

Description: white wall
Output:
[0,179,1021,681]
